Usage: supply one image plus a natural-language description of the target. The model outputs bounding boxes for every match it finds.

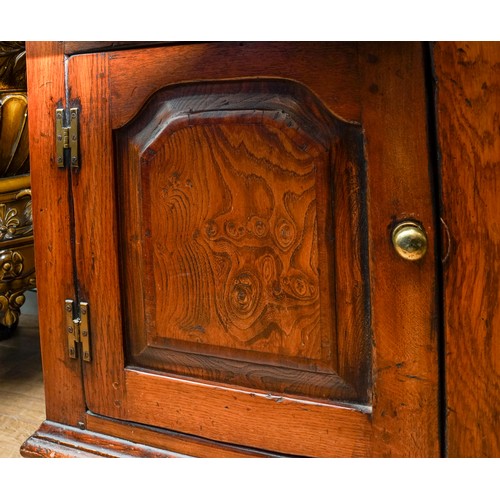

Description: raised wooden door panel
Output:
[67,42,439,457]
[116,78,368,404]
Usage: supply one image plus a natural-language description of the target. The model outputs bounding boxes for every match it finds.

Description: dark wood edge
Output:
[20,420,187,458]
[64,42,191,55]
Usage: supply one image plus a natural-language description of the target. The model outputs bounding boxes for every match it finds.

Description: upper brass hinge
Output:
[65,299,91,362]
[56,107,79,168]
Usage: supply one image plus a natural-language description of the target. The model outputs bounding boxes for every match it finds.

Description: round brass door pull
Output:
[391,221,428,261]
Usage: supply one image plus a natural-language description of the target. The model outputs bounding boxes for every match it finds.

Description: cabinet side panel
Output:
[434,41,500,457]
[25,42,86,425]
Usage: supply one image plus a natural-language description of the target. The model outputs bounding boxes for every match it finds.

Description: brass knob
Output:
[391,221,428,261]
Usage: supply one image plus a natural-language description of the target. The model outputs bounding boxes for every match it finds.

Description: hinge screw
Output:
[69,347,75,356]
[82,330,88,337]
[67,326,73,334]
[71,157,77,164]
[65,304,72,312]
[84,352,90,360]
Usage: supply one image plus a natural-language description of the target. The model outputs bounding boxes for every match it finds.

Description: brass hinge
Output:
[65,299,91,362]
[56,108,79,168]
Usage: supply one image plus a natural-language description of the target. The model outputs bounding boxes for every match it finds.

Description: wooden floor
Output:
[0,292,45,458]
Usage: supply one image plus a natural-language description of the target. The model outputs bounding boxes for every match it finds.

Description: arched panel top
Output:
[108,42,362,129]
[121,78,352,158]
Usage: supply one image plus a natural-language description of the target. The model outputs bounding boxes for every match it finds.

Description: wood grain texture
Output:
[25,42,86,426]
[132,82,333,359]
[433,41,500,457]
[358,42,440,457]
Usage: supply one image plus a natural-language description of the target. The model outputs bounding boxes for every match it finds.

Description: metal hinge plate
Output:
[65,299,91,362]
[56,108,79,168]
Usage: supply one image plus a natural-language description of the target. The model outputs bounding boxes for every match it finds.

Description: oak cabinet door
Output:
[68,42,439,457]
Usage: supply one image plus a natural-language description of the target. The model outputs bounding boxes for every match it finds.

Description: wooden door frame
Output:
[24,42,87,427]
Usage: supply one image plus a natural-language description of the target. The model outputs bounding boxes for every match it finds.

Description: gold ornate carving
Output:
[0,42,26,90]
[0,92,29,177]
[0,248,35,331]
[0,183,35,335]
[0,41,29,177]
[0,188,32,240]
[0,42,33,337]
[0,249,24,280]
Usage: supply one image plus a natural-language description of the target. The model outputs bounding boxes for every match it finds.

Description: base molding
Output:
[20,417,282,458]
[20,421,186,458]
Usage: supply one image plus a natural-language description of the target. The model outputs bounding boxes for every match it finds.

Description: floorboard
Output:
[0,292,45,458]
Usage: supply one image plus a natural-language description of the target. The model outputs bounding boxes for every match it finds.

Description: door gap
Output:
[423,41,447,458]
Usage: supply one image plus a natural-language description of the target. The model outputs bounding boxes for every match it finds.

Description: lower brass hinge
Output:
[65,299,91,362]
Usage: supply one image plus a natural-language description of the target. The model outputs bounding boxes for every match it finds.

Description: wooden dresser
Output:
[20,42,499,457]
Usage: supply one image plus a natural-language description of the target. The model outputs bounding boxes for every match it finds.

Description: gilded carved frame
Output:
[0,42,35,337]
